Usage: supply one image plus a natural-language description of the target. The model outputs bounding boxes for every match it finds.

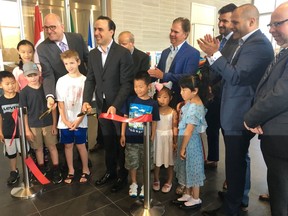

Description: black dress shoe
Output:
[202,207,240,216]
[180,203,202,210]
[202,207,224,216]
[95,173,116,185]
[110,178,127,192]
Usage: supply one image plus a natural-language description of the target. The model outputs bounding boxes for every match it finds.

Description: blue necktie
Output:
[219,38,227,51]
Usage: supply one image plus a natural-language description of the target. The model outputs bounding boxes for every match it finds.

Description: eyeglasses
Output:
[42,25,57,31]
[267,19,288,28]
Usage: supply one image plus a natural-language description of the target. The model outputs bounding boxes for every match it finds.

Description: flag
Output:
[70,11,75,33]
[33,2,44,64]
[88,14,95,51]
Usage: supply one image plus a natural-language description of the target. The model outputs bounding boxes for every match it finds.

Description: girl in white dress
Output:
[153,83,178,193]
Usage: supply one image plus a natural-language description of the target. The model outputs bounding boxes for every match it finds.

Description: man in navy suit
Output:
[198,4,274,216]
[245,2,288,215]
[37,13,89,108]
[148,17,200,108]
[82,16,134,192]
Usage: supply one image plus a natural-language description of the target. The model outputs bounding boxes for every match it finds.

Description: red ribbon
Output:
[10,108,18,146]
[99,113,152,123]
[25,157,50,185]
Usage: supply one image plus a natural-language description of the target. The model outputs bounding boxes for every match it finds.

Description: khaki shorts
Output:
[29,126,58,149]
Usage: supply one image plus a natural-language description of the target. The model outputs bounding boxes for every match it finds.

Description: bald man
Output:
[118,31,150,76]
[198,4,274,216]
[245,2,288,215]
[37,13,89,108]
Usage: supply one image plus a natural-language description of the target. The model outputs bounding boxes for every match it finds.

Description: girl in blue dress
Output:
[173,75,208,209]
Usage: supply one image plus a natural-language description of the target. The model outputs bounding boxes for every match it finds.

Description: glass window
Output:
[0,0,21,64]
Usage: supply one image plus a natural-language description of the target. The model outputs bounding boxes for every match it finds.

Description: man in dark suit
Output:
[244,3,288,215]
[82,16,134,192]
[148,17,200,108]
[37,13,89,108]
[198,4,274,216]
[118,31,150,77]
[204,3,237,169]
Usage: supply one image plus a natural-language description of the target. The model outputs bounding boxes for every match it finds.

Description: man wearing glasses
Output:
[245,2,288,215]
[37,13,89,108]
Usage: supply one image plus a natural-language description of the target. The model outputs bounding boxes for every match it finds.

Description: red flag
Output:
[34,2,44,64]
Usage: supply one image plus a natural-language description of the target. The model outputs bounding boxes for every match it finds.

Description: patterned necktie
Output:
[262,49,286,80]
[59,42,68,52]
[274,48,286,64]
[219,38,227,51]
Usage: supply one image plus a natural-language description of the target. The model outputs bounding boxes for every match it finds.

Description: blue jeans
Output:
[242,153,251,206]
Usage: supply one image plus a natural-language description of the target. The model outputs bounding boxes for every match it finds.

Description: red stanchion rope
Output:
[25,157,50,185]
[10,108,18,146]
[98,113,152,123]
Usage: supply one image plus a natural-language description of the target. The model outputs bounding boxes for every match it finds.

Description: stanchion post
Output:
[130,121,164,216]
[11,107,42,199]
[143,122,151,209]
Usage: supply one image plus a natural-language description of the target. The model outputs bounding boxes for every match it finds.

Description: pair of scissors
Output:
[39,108,52,120]
[77,111,97,117]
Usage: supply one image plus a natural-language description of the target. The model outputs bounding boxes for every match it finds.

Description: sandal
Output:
[152,181,160,191]
[161,183,172,193]
[64,174,74,184]
[79,172,91,184]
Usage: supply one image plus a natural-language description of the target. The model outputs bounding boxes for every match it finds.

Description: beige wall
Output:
[111,0,252,51]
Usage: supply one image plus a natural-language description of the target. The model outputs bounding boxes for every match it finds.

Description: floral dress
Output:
[174,102,207,187]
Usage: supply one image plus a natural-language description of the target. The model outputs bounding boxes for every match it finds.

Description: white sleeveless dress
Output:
[154,111,174,168]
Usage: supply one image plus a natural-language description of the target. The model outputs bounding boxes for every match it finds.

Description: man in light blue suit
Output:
[148,17,200,107]
[198,4,274,216]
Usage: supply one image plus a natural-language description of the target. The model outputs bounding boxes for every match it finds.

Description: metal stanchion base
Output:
[11,183,42,199]
[130,199,165,216]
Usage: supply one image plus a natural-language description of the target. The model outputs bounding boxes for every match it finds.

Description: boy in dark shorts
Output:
[20,62,62,184]
[0,71,21,185]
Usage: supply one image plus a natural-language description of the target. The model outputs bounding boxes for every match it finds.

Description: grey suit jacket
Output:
[83,41,134,114]
[245,49,288,135]
[210,30,274,133]
[37,32,89,97]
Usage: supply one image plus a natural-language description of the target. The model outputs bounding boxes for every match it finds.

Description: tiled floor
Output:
[0,135,271,216]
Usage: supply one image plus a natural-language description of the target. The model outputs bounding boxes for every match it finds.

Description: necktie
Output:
[219,38,227,51]
[274,48,286,64]
[231,39,244,62]
[262,49,286,80]
[59,42,68,52]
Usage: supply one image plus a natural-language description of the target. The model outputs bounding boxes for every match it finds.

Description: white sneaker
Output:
[129,183,138,198]
[139,185,144,198]
[184,197,202,206]
[177,194,191,201]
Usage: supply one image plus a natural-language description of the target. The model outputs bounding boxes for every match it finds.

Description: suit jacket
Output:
[132,47,150,75]
[157,41,200,100]
[244,49,288,135]
[83,41,134,114]
[202,35,238,100]
[210,30,274,133]
[37,32,89,97]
